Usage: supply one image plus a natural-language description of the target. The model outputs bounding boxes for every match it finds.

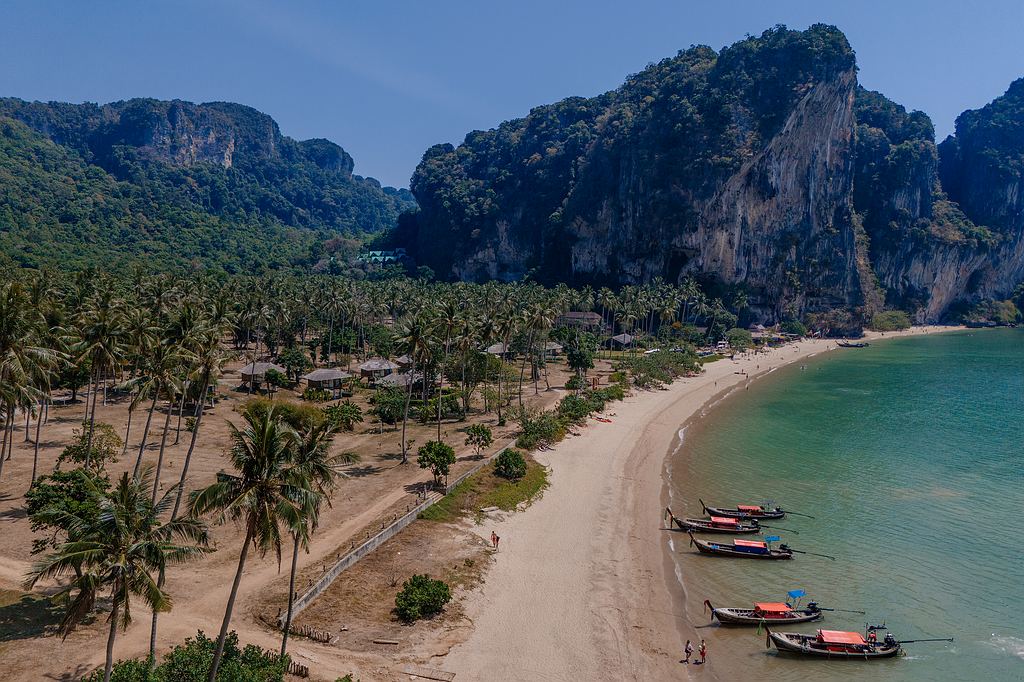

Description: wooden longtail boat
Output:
[704,599,822,625]
[836,340,870,348]
[699,499,786,520]
[667,509,760,534]
[767,628,900,658]
[688,533,793,559]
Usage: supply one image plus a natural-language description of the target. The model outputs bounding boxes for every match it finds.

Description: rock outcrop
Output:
[404,25,1024,322]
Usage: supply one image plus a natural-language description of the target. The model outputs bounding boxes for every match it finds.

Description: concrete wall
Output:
[286,436,518,620]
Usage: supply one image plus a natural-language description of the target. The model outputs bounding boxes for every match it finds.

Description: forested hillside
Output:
[0,98,415,272]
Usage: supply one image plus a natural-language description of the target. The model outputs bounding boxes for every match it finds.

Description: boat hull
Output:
[769,632,900,658]
[713,608,822,625]
[690,536,793,560]
[673,517,761,534]
[704,505,785,520]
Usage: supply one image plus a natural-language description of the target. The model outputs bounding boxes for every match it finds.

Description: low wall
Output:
[286,436,517,620]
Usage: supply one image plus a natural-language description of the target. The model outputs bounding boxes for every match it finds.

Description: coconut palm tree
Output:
[395,313,432,464]
[190,405,314,682]
[280,419,352,659]
[25,468,209,682]
[74,288,128,464]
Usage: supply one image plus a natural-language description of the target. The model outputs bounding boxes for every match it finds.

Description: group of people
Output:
[683,639,707,665]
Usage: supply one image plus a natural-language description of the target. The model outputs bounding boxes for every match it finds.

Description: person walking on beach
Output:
[683,639,694,664]
[490,531,498,550]
[699,639,707,665]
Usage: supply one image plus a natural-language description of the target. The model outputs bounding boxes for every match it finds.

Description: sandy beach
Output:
[440,326,961,681]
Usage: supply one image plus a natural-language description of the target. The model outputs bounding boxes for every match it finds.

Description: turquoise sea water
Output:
[668,329,1023,682]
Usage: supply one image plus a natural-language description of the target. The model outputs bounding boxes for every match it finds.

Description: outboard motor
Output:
[884,632,896,648]
[806,601,820,613]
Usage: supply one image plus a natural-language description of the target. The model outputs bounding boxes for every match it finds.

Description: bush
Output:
[185,416,197,432]
[869,310,912,331]
[301,387,332,403]
[370,387,405,426]
[617,349,700,389]
[780,320,808,337]
[394,574,451,623]
[82,630,287,681]
[513,408,565,450]
[494,448,527,480]
[464,423,493,456]
[56,422,122,471]
[323,400,364,431]
[565,375,586,392]
[417,440,456,486]
[243,398,324,430]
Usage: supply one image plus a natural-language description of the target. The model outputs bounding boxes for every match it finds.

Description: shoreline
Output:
[439,325,964,680]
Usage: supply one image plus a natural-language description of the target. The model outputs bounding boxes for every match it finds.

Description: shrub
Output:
[464,423,493,456]
[81,630,287,681]
[513,407,566,450]
[301,387,332,403]
[370,387,405,426]
[494,448,527,480]
[323,400,364,431]
[565,375,586,392]
[394,574,451,623]
[417,440,456,486]
[780,320,808,337]
[184,416,197,432]
[243,398,324,430]
[869,310,912,331]
[56,422,122,471]
[609,370,628,385]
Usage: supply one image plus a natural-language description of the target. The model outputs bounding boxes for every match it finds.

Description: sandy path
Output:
[442,327,961,681]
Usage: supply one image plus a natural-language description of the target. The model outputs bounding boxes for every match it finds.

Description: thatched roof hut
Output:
[301,368,351,389]
[359,358,399,383]
[240,362,286,383]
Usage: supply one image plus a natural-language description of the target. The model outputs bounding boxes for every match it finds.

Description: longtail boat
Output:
[699,499,786,520]
[837,340,870,348]
[666,508,760,534]
[767,628,900,658]
[688,533,793,559]
[704,599,822,625]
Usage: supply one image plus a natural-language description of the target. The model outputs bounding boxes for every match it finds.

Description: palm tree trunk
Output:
[151,397,175,505]
[103,599,120,682]
[133,393,159,478]
[31,400,43,485]
[280,533,301,658]
[517,329,535,409]
[122,403,134,457]
[209,527,253,682]
[400,356,415,465]
[149,571,162,664]
[0,409,11,479]
[173,387,186,445]
[85,370,100,467]
[437,334,450,441]
[171,373,210,519]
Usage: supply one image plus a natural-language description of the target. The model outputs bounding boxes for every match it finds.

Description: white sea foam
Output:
[985,634,1024,660]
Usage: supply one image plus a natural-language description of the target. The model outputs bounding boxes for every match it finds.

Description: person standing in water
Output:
[683,639,694,663]
[698,639,707,664]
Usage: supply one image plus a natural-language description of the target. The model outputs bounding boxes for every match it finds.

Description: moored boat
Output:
[699,499,786,520]
[688,533,793,559]
[667,509,760,534]
[767,628,900,658]
[704,599,823,625]
[837,340,870,348]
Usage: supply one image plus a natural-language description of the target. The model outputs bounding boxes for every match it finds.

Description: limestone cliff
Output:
[404,25,1024,322]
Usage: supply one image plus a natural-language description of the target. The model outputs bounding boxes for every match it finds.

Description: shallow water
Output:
[667,329,1023,681]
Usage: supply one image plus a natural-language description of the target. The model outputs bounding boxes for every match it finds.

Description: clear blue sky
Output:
[2,1,1022,188]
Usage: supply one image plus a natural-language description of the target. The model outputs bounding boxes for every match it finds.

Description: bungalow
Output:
[555,311,604,330]
[359,358,400,384]
[301,368,352,398]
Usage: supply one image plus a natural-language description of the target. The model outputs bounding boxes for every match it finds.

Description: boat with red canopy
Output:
[767,628,901,658]
[699,499,786,520]
[704,599,823,625]
[666,508,760,534]
[688,533,793,559]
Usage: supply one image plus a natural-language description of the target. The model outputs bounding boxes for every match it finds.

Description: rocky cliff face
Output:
[405,26,1024,322]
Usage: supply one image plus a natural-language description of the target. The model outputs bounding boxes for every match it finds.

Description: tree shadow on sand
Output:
[0,592,64,641]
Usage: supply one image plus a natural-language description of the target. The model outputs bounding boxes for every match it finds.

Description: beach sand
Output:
[440,326,960,681]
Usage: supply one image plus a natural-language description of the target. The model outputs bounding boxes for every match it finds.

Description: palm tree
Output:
[280,419,351,659]
[432,298,460,440]
[395,313,432,464]
[74,288,128,464]
[25,468,209,682]
[0,281,60,480]
[190,405,314,682]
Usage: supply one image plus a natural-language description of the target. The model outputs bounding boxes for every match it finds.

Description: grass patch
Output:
[419,457,549,524]
[699,353,725,364]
